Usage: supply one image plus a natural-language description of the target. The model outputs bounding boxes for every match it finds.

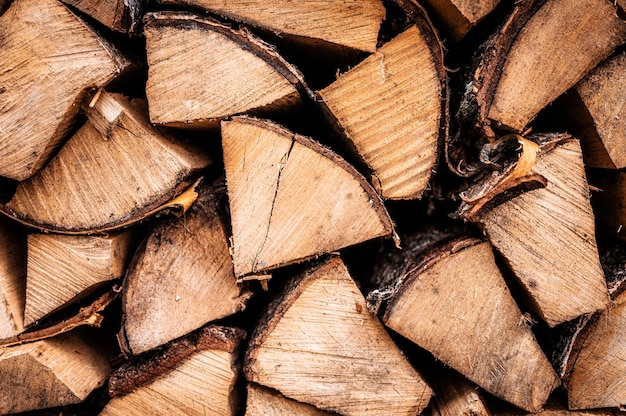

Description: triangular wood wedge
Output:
[317,21,446,200]
[0,329,111,414]
[0,0,129,181]
[0,219,26,340]
[246,384,332,416]
[157,0,385,53]
[24,231,133,327]
[457,0,626,139]
[429,369,492,416]
[103,325,245,416]
[244,256,432,415]
[119,184,252,355]
[61,0,143,32]
[144,12,311,129]
[1,90,211,234]
[367,237,559,412]
[416,0,501,41]
[460,135,609,326]
[222,117,397,277]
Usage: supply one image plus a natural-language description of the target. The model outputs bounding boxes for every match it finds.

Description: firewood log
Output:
[245,384,332,416]
[418,0,501,41]
[428,369,492,416]
[0,219,25,339]
[61,0,143,32]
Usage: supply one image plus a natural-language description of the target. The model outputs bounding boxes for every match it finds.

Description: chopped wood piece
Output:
[158,0,385,53]
[460,135,609,326]
[61,0,143,32]
[0,330,111,414]
[429,369,492,416]
[492,399,620,415]
[103,325,245,416]
[144,12,311,129]
[367,238,559,412]
[222,117,397,277]
[119,183,252,355]
[418,0,501,41]
[245,256,432,416]
[24,231,133,327]
[1,91,211,234]
[0,0,129,181]
[318,23,445,200]
[0,219,26,339]
[246,384,332,416]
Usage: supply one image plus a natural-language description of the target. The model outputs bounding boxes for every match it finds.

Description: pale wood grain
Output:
[419,0,500,40]
[61,0,142,32]
[246,384,332,416]
[0,219,25,339]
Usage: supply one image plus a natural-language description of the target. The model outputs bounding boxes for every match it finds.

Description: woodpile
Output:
[0,0,625,414]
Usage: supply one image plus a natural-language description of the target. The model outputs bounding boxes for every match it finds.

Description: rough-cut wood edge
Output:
[0,288,118,348]
[109,325,246,397]
[61,0,144,32]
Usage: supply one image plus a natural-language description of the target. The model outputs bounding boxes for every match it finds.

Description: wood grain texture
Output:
[0,0,129,180]
[246,384,332,416]
[0,219,26,340]
[24,232,132,327]
[429,370,492,416]
[245,256,432,416]
[120,185,251,355]
[419,0,500,40]
[477,139,609,326]
[222,117,396,277]
[144,12,305,129]
[488,0,626,132]
[3,91,211,234]
[61,0,142,32]
[158,0,385,52]
[0,330,111,414]
[318,25,442,200]
[373,239,559,412]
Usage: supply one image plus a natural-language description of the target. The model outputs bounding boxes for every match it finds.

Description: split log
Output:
[0,329,111,414]
[0,0,130,181]
[244,256,432,415]
[157,0,385,53]
[428,369,492,416]
[222,116,397,278]
[0,219,26,339]
[459,134,609,327]
[103,325,245,416]
[1,90,211,234]
[245,384,332,416]
[143,12,311,129]
[367,237,559,412]
[24,231,133,327]
[317,20,446,200]
[418,0,501,41]
[61,0,143,32]
[119,183,252,356]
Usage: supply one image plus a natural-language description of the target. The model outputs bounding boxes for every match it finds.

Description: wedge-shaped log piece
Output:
[0,219,26,339]
[222,117,396,277]
[462,135,609,326]
[429,369,492,416]
[2,91,211,234]
[318,23,445,200]
[245,256,432,415]
[0,330,111,414]
[246,384,332,416]
[24,231,133,327]
[103,325,245,416]
[158,0,385,53]
[144,12,310,129]
[367,238,559,412]
[459,0,626,138]
[418,0,501,41]
[119,184,252,355]
[571,54,626,169]
[0,0,129,181]
[61,0,143,32]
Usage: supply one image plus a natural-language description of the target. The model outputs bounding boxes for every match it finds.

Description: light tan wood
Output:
[493,399,620,415]
[487,0,626,132]
[574,54,626,169]
[429,370,492,416]
[246,384,331,416]
[2,91,211,234]
[222,117,397,277]
[0,219,26,340]
[24,231,133,327]
[0,0,129,181]
[419,0,501,41]
[0,330,111,414]
[61,0,142,32]
[103,325,245,416]
[468,137,609,327]
[369,238,559,412]
[158,0,385,52]
[245,256,432,415]
[318,25,443,200]
[120,184,252,355]
[144,12,307,129]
